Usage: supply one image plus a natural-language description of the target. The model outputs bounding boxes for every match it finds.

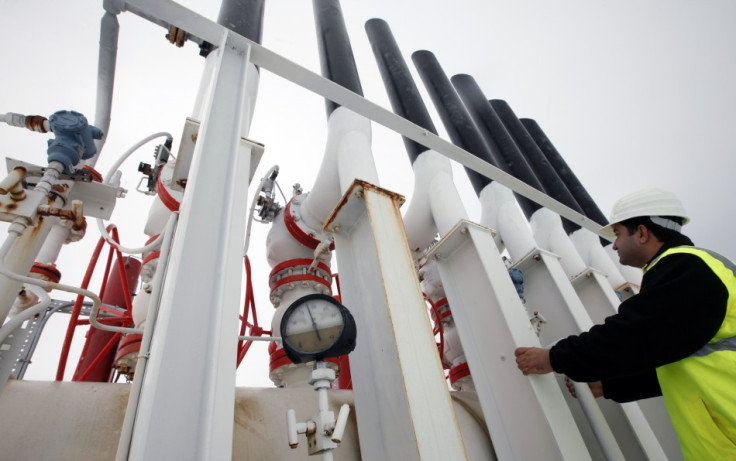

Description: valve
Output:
[46,110,103,173]
[255,166,282,223]
[286,362,351,458]
[137,141,172,195]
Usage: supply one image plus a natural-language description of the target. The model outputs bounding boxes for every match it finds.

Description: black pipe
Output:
[411,51,502,195]
[520,118,608,227]
[411,50,539,216]
[490,99,584,234]
[365,18,437,164]
[217,0,265,43]
[313,0,364,117]
[451,74,546,219]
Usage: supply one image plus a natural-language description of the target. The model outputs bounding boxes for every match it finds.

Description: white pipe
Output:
[403,150,468,255]
[115,212,177,461]
[0,162,65,323]
[35,220,72,264]
[299,107,379,234]
[88,11,120,166]
[0,231,107,332]
[568,229,627,289]
[572,381,626,461]
[479,182,536,261]
[530,208,587,277]
[96,131,172,255]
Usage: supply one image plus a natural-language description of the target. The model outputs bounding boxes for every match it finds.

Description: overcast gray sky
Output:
[1,0,735,385]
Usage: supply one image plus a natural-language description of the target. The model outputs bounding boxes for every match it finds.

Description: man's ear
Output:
[636,224,651,243]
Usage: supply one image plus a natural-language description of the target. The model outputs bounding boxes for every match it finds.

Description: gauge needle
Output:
[306,305,322,341]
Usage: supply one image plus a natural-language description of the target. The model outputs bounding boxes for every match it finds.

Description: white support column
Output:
[325,180,467,461]
[426,220,591,460]
[127,31,253,461]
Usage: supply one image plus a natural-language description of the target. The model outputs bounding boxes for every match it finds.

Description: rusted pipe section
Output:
[1,113,49,133]
[37,200,85,231]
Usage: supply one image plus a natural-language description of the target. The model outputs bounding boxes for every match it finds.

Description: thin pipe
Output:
[0,231,105,335]
[88,11,120,167]
[572,381,626,461]
[97,131,172,255]
[115,212,178,461]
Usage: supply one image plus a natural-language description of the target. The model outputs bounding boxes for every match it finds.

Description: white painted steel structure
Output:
[326,181,468,461]
[126,30,255,460]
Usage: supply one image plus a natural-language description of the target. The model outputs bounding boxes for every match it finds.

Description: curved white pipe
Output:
[568,229,627,288]
[96,131,172,255]
[479,182,536,261]
[403,150,468,256]
[530,208,587,277]
[0,231,111,333]
[299,107,379,234]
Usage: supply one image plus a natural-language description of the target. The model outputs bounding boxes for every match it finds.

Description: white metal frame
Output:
[126,30,254,460]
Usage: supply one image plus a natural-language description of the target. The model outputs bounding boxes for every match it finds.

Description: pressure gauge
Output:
[280,294,357,364]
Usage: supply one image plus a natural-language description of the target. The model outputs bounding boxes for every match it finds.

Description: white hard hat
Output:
[600,188,689,239]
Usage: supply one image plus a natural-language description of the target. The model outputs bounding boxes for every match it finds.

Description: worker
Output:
[514,188,736,460]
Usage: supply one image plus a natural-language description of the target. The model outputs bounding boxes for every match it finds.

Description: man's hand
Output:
[514,347,553,375]
[565,377,603,398]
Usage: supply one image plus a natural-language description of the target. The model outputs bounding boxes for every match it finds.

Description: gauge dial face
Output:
[283,298,345,354]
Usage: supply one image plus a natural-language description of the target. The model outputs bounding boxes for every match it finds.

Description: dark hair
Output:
[620,216,684,243]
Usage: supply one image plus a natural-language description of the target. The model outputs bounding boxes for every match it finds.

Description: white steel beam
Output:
[426,220,590,460]
[127,31,253,460]
[325,180,467,461]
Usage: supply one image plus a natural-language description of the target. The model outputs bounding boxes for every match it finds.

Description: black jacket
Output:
[549,234,729,402]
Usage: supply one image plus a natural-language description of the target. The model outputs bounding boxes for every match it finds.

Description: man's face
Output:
[611,223,644,268]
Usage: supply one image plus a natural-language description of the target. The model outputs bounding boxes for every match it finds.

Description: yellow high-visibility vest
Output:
[645,246,736,460]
